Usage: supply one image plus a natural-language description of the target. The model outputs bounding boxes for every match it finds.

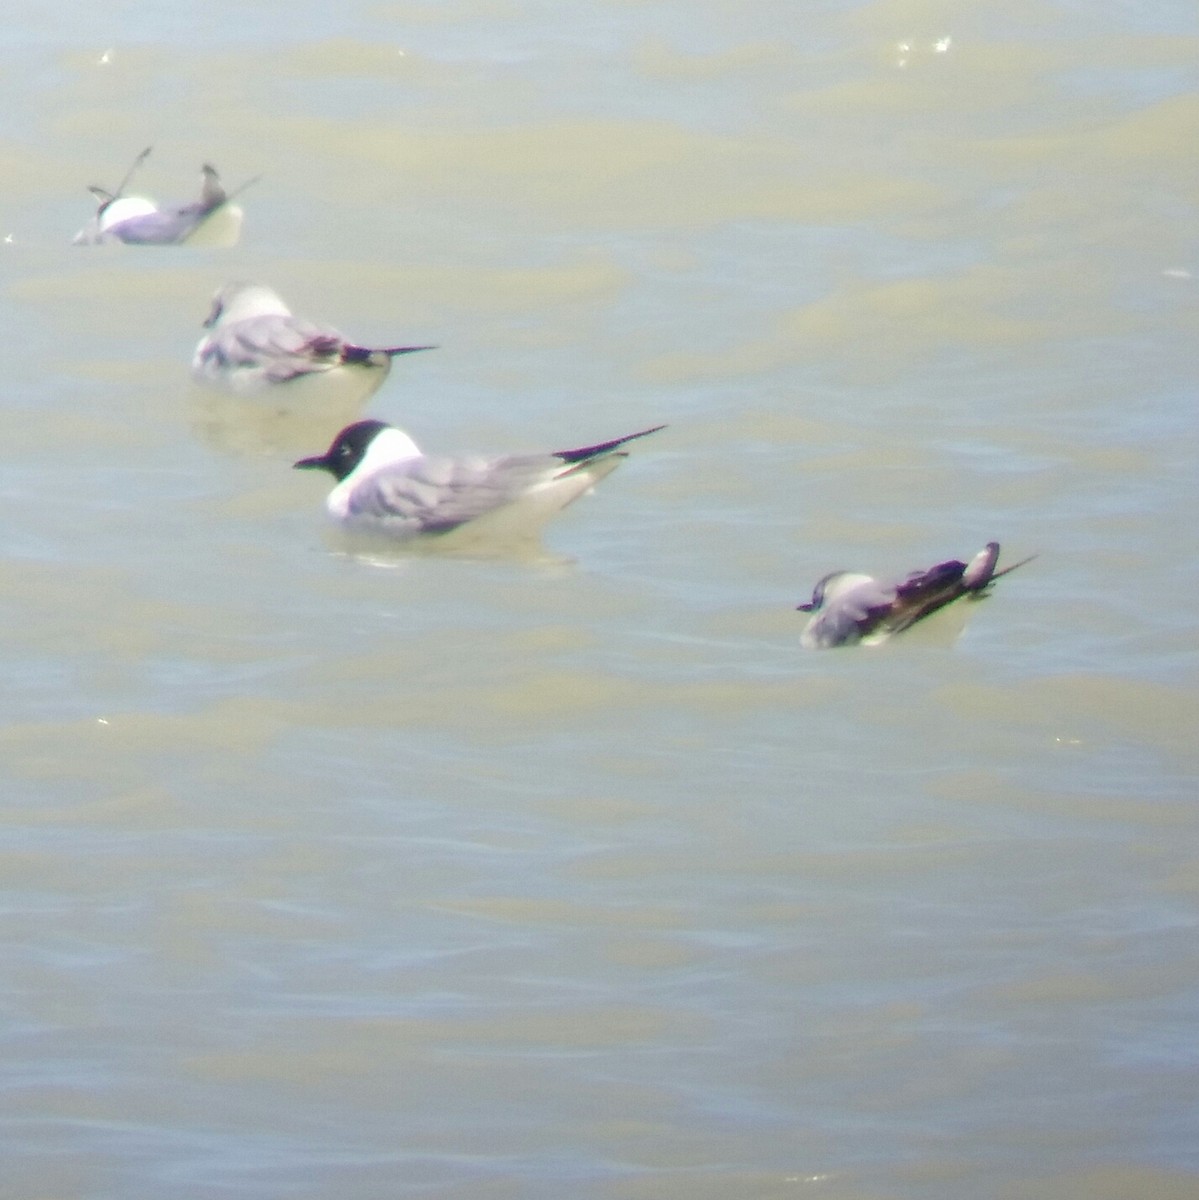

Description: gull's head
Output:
[294,420,421,483]
[202,281,291,329]
[797,571,874,613]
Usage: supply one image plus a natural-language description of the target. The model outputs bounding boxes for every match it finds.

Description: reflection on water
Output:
[1,0,1197,1197]
[322,520,588,566]
[176,202,246,249]
[188,377,378,456]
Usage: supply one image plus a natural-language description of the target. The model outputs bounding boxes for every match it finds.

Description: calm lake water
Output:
[1,1,1197,1197]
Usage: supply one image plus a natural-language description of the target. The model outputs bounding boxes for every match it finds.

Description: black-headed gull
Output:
[294,419,666,546]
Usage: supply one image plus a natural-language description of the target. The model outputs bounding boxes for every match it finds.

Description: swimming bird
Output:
[294,419,666,547]
[73,149,257,246]
[191,282,435,397]
[796,542,1034,649]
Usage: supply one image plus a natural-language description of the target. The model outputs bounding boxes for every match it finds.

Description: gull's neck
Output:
[222,287,292,323]
[353,427,422,478]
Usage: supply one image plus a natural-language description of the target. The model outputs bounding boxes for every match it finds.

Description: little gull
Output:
[192,282,435,397]
[796,542,1034,649]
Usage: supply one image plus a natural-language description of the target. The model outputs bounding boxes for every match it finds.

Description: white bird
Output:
[191,282,435,397]
[73,148,257,246]
[796,542,1034,649]
[293,419,665,547]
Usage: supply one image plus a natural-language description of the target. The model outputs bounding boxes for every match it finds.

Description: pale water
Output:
[1,1,1197,1197]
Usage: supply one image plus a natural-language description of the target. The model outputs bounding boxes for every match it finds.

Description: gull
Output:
[73,148,258,246]
[796,542,1034,649]
[294,419,666,547]
[191,282,435,397]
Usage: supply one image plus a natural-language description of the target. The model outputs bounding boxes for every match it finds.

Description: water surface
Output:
[1,1,1197,1197]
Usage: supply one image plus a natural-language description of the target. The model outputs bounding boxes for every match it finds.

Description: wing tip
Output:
[555,423,666,464]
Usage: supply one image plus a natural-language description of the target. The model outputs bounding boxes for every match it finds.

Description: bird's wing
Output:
[554,424,666,463]
[347,453,561,535]
[878,560,970,634]
[213,316,347,381]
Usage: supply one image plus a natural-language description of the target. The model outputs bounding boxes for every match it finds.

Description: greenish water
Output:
[0,2,1197,1197]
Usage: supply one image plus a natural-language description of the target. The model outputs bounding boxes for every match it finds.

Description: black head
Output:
[294,419,392,481]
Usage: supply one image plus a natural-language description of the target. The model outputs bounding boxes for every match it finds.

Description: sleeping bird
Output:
[797,542,1034,649]
[191,282,434,397]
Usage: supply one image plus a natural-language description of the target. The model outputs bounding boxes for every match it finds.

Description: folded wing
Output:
[212,316,349,381]
[346,453,567,536]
